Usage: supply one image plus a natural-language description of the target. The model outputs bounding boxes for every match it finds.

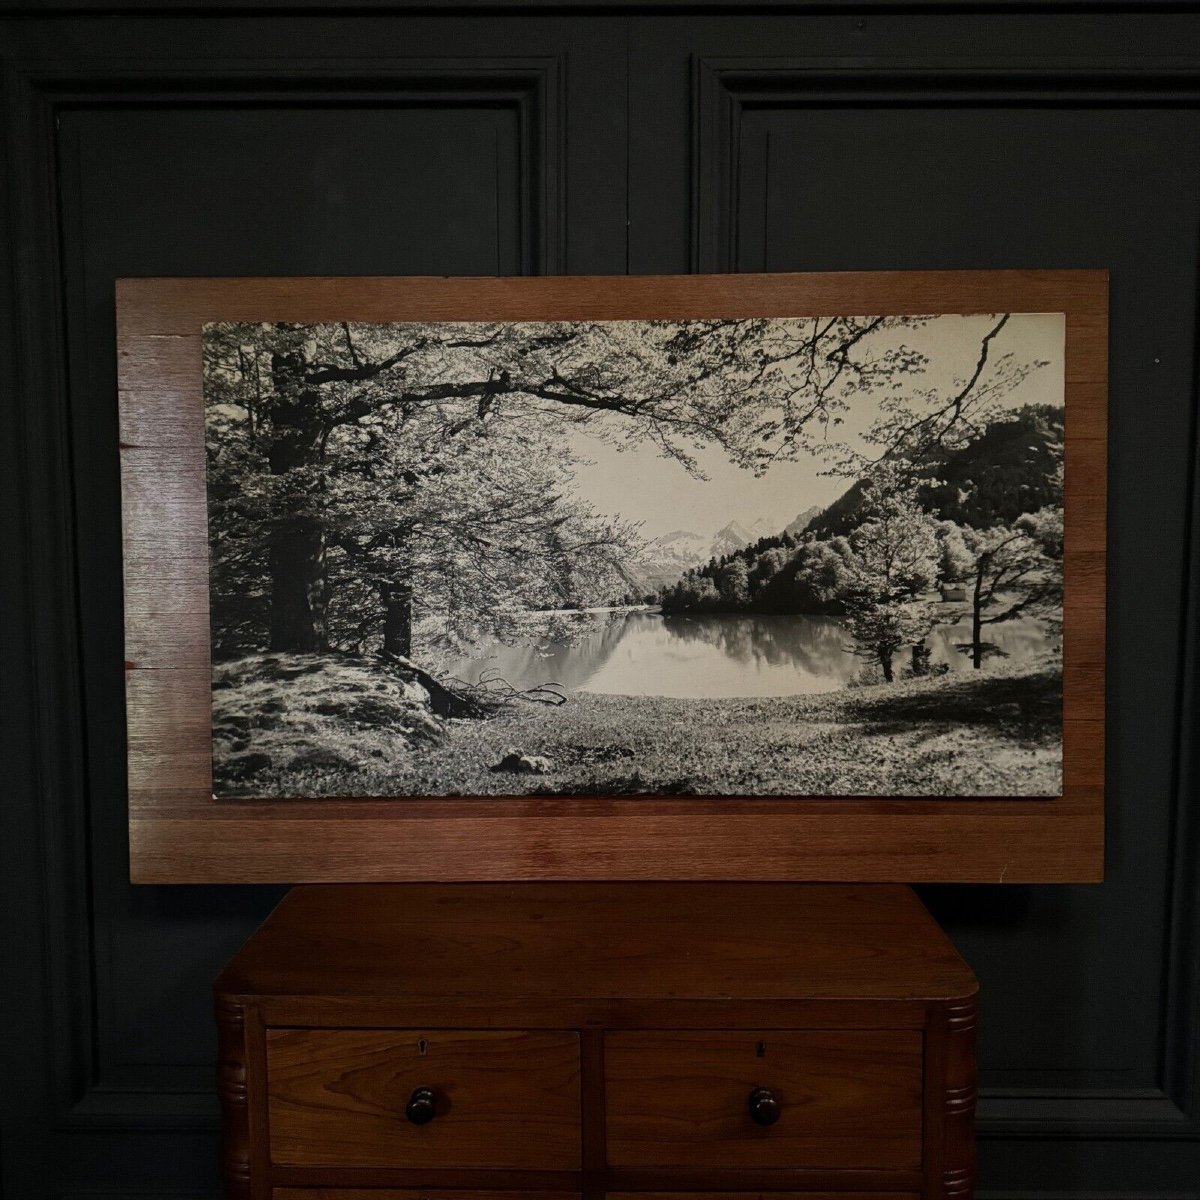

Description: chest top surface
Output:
[214,882,976,1004]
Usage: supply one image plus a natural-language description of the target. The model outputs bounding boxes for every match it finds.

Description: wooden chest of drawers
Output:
[214,884,977,1200]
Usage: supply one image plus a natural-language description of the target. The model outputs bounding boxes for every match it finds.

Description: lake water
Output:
[446,610,1056,699]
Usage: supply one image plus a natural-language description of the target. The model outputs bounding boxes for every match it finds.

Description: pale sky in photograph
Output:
[564,312,1065,541]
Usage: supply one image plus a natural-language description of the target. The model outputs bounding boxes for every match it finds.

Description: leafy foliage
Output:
[657,405,1064,678]
[844,598,939,683]
[204,315,1061,683]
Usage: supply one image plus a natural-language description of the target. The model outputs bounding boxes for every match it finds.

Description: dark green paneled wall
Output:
[2,6,1198,1197]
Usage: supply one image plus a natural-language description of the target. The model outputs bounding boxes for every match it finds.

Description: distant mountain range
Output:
[710,517,773,557]
[656,404,1066,617]
[634,507,823,590]
[784,505,824,537]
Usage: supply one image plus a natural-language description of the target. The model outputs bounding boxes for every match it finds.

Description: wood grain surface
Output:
[273,1192,582,1200]
[216,997,252,1200]
[604,1030,923,1171]
[217,882,975,1198]
[608,1194,918,1200]
[271,1195,911,1200]
[216,883,977,1006]
[267,1029,581,1170]
[119,271,1107,883]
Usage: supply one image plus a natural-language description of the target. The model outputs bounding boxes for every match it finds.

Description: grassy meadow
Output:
[213,651,1062,798]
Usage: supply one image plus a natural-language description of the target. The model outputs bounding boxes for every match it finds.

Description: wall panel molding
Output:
[978,1088,1194,1138]
[690,54,1200,1144]
[6,51,567,1135]
[5,9,1200,1198]
[692,57,1200,275]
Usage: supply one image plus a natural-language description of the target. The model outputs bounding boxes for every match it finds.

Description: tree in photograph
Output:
[750,535,863,615]
[715,558,752,608]
[205,312,1051,682]
[950,506,1063,668]
[934,519,975,595]
[838,464,942,679]
[204,332,277,657]
[205,314,957,657]
[849,465,940,598]
[790,537,863,611]
[281,364,647,661]
[661,570,721,612]
[205,321,435,652]
[836,313,1052,473]
[844,598,938,684]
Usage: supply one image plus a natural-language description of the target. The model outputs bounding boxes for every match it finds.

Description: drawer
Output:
[275,1194,582,1200]
[267,1029,581,1169]
[609,1195,919,1200]
[609,1195,918,1200]
[604,1031,923,1170]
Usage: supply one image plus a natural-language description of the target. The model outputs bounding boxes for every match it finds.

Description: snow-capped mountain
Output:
[633,507,825,591]
[710,519,758,557]
[639,519,768,588]
[650,527,713,566]
[635,528,714,589]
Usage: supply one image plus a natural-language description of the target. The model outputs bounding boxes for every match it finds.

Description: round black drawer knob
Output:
[405,1086,437,1125]
[748,1086,781,1127]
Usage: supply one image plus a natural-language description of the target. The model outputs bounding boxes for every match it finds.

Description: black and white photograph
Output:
[203,311,1065,798]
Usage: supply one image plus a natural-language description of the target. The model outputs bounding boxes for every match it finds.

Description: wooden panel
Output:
[118,334,204,447]
[609,1194,917,1200]
[266,1029,581,1170]
[604,1030,923,1171]
[130,803,1102,882]
[274,1192,581,1200]
[216,884,977,1003]
[118,271,1106,883]
[115,271,1108,332]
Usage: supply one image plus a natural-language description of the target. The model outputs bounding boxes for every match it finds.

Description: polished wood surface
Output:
[604,1030,923,1170]
[609,1194,920,1200]
[119,270,1106,883]
[216,995,253,1200]
[273,1193,582,1200]
[216,884,977,1005]
[272,1195,910,1200]
[267,1030,580,1169]
[215,882,978,1200]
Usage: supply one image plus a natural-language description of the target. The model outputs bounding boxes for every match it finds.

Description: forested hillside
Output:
[804,404,1064,539]
[659,404,1064,678]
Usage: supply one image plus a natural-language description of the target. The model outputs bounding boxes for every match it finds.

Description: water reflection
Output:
[655,613,858,695]
[446,610,1055,699]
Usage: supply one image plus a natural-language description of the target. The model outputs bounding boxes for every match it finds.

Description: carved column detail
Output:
[941,993,979,1199]
[215,996,252,1200]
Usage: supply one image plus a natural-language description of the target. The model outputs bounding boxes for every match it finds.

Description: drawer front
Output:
[604,1031,923,1170]
[609,1195,919,1200]
[267,1029,581,1169]
[275,1194,582,1200]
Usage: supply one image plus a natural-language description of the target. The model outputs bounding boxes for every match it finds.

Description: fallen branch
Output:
[450,668,568,708]
[379,655,568,717]
[378,652,501,718]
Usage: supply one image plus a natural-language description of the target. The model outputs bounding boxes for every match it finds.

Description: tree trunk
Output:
[381,581,413,658]
[268,512,327,652]
[880,647,894,683]
[911,640,930,676]
[971,562,985,669]
[267,351,328,653]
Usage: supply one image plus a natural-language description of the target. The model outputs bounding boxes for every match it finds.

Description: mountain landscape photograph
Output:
[203,311,1065,799]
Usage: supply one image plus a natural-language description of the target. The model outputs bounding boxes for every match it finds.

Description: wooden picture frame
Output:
[118,271,1106,883]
